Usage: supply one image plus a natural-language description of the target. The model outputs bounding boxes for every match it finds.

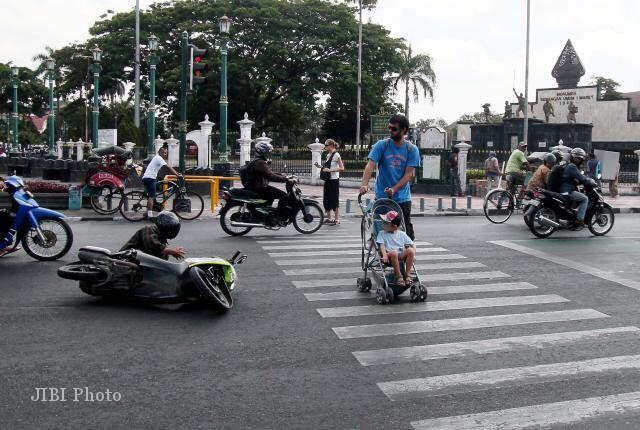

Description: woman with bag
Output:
[315,139,344,225]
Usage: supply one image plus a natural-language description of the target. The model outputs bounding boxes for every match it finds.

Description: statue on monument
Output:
[503,100,513,119]
[482,103,492,122]
[567,102,578,123]
[512,88,528,117]
[543,100,555,123]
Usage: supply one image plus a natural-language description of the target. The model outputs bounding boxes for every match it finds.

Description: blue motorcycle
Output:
[0,176,73,261]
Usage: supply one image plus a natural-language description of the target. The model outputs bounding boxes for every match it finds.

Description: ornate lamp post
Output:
[10,65,19,150]
[218,15,231,164]
[46,57,56,155]
[147,34,159,157]
[90,45,102,148]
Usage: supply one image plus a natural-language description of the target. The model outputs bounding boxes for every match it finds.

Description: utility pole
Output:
[523,0,531,146]
[355,0,363,157]
[179,31,189,172]
[134,0,141,127]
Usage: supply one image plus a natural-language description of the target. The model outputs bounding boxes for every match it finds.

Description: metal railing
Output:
[163,175,240,211]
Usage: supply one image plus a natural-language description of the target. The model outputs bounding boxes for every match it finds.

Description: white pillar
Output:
[154,135,165,155]
[123,142,135,153]
[76,139,84,161]
[635,150,640,184]
[56,139,64,159]
[309,137,324,185]
[165,135,179,168]
[199,114,214,168]
[455,141,472,192]
[237,112,254,166]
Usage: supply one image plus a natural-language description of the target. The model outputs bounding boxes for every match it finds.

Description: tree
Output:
[457,111,502,123]
[392,45,436,122]
[414,118,448,129]
[591,76,623,100]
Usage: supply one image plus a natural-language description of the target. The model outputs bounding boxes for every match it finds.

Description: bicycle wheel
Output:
[483,188,514,224]
[120,191,147,222]
[90,186,124,215]
[168,191,205,220]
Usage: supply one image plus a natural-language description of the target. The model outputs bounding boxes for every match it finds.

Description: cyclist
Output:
[504,142,533,200]
[142,145,182,220]
[120,211,185,260]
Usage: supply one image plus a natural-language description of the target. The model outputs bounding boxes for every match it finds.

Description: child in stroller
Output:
[377,211,415,286]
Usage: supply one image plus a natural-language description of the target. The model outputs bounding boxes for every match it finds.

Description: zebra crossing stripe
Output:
[276,254,466,266]
[284,262,485,276]
[410,391,640,430]
[257,238,361,244]
[254,234,360,241]
[332,309,608,339]
[304,282,538,301]
[269,248,449,258]
[316,295,568,318]
[292,271,511,289]
[353,326,640,366]
[262,241,433,250]
[380,354,640,401]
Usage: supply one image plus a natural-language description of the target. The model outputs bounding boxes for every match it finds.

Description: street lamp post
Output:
[218,15,231,164]
[46,57,56,155]
[148,34,159,158]
[90,45,103,148]
[11,65,19,150]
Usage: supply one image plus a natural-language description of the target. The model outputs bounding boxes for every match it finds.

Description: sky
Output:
[2,0,640,124]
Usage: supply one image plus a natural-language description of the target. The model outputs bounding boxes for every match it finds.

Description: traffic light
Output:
[189,44,209,90]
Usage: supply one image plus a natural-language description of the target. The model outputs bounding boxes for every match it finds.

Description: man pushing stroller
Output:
[377,211,416,287]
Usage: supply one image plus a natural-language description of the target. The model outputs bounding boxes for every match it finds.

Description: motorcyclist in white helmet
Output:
[560,147,597,227]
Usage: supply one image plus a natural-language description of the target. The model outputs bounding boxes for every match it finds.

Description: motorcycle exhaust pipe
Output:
[537,216,561,229]
[230,221,267,229]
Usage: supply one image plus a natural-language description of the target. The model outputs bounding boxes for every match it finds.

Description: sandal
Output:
[404,277,413,287]
[324,219,336,225]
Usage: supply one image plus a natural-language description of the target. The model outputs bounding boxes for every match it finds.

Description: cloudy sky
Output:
[3,0,640,123]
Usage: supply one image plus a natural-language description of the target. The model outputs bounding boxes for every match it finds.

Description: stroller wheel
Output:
[376,288,388,305]
[418,284,428,302]
[409,285,420,302]
[385,287,395,304]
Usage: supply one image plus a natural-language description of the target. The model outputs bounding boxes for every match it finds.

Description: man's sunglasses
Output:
[388,126,399,132]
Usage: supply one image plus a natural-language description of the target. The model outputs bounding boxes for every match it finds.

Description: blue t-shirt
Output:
[376,229,414,252]
[368,139,421,203]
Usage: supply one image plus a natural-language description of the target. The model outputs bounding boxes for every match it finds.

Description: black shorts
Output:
[142,178,157,198]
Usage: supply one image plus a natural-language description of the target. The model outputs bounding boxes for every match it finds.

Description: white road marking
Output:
[410,391,640,430]
[353,326,640,366]
[284,262,485,276]
[262,241,432,250]
[332,309,608,339]
[276,254,466,266]
[304,282,538,301]
[257,238,360,244]
[380,354,640,400]
[292,271,511,288]
[268,248,449,258]
[255,235,360,241]
[491,240,640,291]
[316,295,568,318]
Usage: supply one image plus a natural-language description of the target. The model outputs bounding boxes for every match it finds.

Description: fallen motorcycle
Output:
[58,247,247,312]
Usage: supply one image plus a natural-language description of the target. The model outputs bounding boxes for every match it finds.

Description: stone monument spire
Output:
[552,39,586,89]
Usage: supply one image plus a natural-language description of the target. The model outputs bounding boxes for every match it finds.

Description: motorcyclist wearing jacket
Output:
[244,141,294,224]
[560,148,596,227]
[120,211,185,260]
[0,176,24,256]
[527,153,556,191]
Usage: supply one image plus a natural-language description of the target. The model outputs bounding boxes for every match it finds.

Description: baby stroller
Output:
[356,193,427,305]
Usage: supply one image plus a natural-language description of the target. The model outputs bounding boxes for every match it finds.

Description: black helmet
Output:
[551,150,564,164]
[154,211,181,239]
[543,153,556,167]
[254,141,273,161]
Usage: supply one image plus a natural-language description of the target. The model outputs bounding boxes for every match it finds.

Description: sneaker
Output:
[575,219,586,228]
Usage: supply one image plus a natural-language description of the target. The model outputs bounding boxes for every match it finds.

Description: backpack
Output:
[239,160,256,188]
[547,164,566,192]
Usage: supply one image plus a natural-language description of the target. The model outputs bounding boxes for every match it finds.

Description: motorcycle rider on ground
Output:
[559,147,597,228]
[244,141,295,226]
[120,211,185,260]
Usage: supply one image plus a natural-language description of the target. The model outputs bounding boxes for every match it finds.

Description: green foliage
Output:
[466,169,486,180]
[458,112,503,123]
[590,75,623,100]
[414,118,448,129]
[392,45,436,122]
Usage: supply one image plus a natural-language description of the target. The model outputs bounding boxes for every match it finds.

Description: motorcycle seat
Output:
[541,189,571,201]
[227,188,268,204]
[79,246,112,256]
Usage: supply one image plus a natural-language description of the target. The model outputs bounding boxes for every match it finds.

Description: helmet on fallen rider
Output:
[254,141,274,161]
[3,176,24,194]
[154,211,181,240]
[543,153,556,167]
[570,147,587,162]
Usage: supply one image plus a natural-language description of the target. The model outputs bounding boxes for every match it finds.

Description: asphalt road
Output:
[1,214,640,429]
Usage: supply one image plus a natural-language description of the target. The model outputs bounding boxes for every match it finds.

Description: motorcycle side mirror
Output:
[229,250,246,265]
[236,255,247,265]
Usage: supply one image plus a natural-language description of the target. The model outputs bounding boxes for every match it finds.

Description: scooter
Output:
[526,182,614,238]
[219,176,324,236]
[0,176,73,261]
[57,247,247,312]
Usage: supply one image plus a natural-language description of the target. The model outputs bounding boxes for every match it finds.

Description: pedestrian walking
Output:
[609,162,620,198]
[448,147,463,197]
[484,151,501,191]
[359,114,420,240]
[315,139,344,225]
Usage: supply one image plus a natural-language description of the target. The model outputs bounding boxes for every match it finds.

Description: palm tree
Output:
[393,46,436,122]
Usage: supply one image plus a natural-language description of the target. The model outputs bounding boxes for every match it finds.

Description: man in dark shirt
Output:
[560,148,596,227]
[120,211,185,260]
[448,147,462,197]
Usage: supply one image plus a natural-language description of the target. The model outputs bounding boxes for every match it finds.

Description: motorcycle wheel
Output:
[587,204,615,236]
[90,186,124,215]
[293,201,324,234]
[120,191,147,222]
[189,267,232,312]
[528,206,557,238]
[58,262,107,281]
[22,217,73,261]
[219,203,253,236]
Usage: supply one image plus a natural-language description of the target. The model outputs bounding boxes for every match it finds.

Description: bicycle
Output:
[483,183,533,225]
[120,176,205,221]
